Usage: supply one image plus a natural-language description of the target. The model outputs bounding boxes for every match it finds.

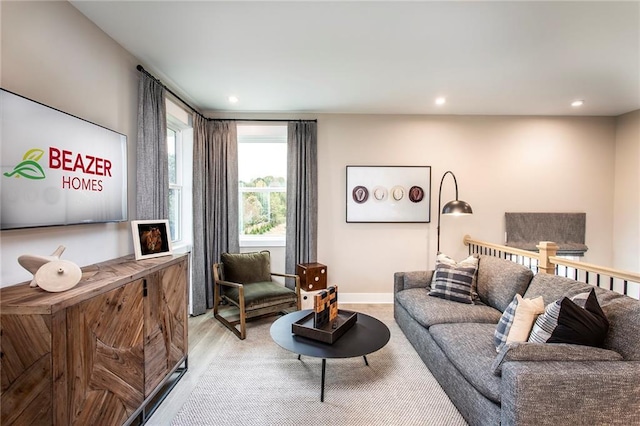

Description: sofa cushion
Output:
[395,288,501,329]
[429,323,502,403]
[491,342,623,375]
[548,289,609,347]
[429,254,479,304]
[476,256,534,312]
[494,295,518,352]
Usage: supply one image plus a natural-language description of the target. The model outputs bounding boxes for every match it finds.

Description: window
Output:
[166,98,193,248]
[238,125,287,247]
[167,126,182,242]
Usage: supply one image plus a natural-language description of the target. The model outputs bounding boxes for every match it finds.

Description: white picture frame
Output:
[131,219,173,260]
[346,165,431,223]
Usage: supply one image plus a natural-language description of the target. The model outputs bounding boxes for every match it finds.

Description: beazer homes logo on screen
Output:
[3,147,113,192]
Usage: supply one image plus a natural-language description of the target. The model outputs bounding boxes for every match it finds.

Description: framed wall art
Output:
[346,166,431,223]
[131,219,173,260]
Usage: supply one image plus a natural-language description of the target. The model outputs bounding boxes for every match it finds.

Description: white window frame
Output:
[166,102,192,249]
[238,124,287,248]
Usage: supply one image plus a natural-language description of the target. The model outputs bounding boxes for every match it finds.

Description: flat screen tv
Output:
[1,89,128,230]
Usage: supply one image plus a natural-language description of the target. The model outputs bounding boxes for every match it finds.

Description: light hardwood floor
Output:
[145,304,387,425]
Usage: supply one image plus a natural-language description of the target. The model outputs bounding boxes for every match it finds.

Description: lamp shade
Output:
[437,170,473,253]
[442,199,473,215]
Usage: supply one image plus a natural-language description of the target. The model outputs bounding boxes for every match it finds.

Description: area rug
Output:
[171,306,467,426]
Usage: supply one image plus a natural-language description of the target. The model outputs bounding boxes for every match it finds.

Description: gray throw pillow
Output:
[221,251,271,284]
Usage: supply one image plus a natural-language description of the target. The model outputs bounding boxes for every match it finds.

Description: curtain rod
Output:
[210,118,317,123]
[136,65,207,121]
[136,65,317,124]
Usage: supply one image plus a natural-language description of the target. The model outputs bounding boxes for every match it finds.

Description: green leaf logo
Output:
[3,149,47,180]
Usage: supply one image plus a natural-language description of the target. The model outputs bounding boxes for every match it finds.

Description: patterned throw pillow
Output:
[528,291,591,344]
[429,254,479,304]
[494,295,519,352]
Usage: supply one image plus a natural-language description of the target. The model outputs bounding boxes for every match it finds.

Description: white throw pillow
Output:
[506,295,545,343]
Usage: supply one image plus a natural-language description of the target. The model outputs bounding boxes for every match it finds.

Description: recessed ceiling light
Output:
[435,97,446,106]
[571,100,584,107]
[228,96,239,104]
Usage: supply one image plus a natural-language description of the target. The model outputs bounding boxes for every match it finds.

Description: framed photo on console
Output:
[346,165,431,223]
[131,219,173,260]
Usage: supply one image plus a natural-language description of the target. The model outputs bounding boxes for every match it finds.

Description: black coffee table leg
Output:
[321,358,326,402]
[363,355,368,366]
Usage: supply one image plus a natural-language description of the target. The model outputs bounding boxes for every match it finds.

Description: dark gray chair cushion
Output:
[476,256,534,312]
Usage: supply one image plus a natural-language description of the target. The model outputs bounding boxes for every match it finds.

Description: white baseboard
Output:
[339,293,393,304]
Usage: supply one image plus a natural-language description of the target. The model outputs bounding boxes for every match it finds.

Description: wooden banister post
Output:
[536,241,559,274]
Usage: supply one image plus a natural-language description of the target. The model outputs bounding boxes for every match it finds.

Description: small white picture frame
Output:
[131,219,173,260]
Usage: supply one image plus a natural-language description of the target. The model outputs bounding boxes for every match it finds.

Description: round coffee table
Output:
[270,309,390,401]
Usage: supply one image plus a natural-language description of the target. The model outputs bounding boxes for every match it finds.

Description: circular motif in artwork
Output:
[409,186,425,203]
[352,185,369,204]
[391,185,405,201]
[372,186,388,201]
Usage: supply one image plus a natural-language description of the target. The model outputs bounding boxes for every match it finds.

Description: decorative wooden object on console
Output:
[296,262,327,291]
[0,253,189,426]
[313,285,338,328]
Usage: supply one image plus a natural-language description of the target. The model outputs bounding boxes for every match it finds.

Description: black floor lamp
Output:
[437,171,473,253]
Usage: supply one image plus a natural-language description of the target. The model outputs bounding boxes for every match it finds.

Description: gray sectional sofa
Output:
[394,255,640,426]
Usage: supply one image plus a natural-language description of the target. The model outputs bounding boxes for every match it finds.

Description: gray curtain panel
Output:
[285,121,318,288]
[191,119,239,315]
[136,73,169,220]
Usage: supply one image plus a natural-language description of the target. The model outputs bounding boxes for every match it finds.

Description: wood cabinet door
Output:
[67,280,145,426]
[0,314,53,425]
[144,260,187,395]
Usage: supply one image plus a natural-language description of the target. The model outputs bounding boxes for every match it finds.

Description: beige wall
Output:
[613,110,640,272]
[1,1,632,296]
[1,1,139,286]
[316,114,617,295]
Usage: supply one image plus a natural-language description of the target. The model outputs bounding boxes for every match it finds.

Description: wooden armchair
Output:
[213,251,300,340]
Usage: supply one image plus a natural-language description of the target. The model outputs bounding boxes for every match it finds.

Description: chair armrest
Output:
[215,279,244,289]
[394,270,434,293]
[271,272,301,309]
[501,360,640,426]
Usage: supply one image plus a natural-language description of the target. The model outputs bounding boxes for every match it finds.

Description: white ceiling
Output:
[71,1,640,116]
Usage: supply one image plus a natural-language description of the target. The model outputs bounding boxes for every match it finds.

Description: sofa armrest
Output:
[492,342,623,375]
[394,270,434,293]
[501,360,640,426]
